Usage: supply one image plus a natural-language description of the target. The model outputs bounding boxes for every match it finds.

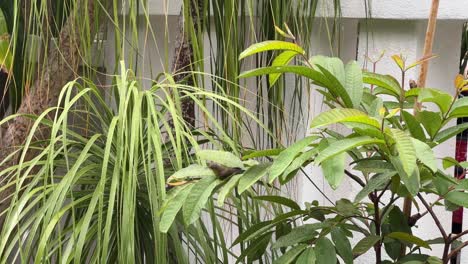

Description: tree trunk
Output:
[0,0,101,229]
[172,0,204,127]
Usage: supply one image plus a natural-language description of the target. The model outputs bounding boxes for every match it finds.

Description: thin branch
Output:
[450,229,468,243]
[417,193,448,240]
[446,241,468,261]
[345,170,365,187]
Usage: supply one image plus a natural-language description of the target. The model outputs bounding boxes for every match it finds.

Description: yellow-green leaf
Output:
[239,41,304,60]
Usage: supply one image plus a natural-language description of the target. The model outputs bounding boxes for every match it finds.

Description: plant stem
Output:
[418,193,450,262]
[373,190,382,264]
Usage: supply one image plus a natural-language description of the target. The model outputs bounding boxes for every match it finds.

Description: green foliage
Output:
[162,39,468,263]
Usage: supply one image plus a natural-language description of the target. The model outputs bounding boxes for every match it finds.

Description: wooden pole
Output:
[417,0,440,88]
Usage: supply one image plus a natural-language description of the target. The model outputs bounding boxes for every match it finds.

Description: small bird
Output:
[208,162,245,179]
[409,79,418,89]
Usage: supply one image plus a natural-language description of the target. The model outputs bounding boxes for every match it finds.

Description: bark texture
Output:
[0,0,99,228]
[172,0,204,127]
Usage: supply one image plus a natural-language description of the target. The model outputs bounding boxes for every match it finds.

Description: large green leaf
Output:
[296,248,316,264]
[434,123,468,144]
[159,184,194,233]
[331,228,353,264]
[411,138,437,172]
[315,136,384,165]
[402,110,426,141]
[352,235,381,255]
[363,72,401,97]
[254,195,301,210]
[448,97,468,119]
[315,237,337,264]
[310,108,380,129]
[272,223,322,249]
[415,111,442,138]
[167,164,215,183]
[389,129,416,177]
[321,152,345,189]
[242,148,283,160]
[182,175,220,225]
[217,173,243,206]
[269,50,300,86]
[238,65,328,86]
[310,56,346,84]
[417,88,453,114]
[445,191,468,207]
[273,244,308,264]
[386,232,431,249]
[354,172,396,202]
[269,136,318,183]
[239,41,305,60]
[314,64,353,107]
[344,61,364,108]
[197,150,244,168]
[235,232,273,264]
[238,163,271,194]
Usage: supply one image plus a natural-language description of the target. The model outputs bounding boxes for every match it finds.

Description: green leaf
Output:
[167,164,215,183]
[281,149,317,180]
[310,56,346,85]
[232,221,273,246]
[386,232,431,249]
[272,224,322,249]
[433,123,468,144]
[269,136,318,183]
[389,129,416,177]
[368,97,384,118]
[417,88,453,114]
[448,97,468,119]
[355,172,395,202]
[238,163,271,194]
[445,191,468,207]
[315,136,384,165]
[391,156,420,197]
[315,237,337,264]
[310,108,380,129]
[296,248,316,264]
[232,211,306,245]
[217,173,243,206]
[242,148,283,160]
[353,160,395,173]
[236,232,273,264]
[239,65,328,86]
[197,150,244,168]
[391,54,405,71]
[159,184,194,233]
[352,235,381,255]
[254,195,301,210]
[321,152,345,189]
[314,64,353,107]
[345,61,364,107]
[411,138,437,172]
[363,72,401,97]
[415,111,442,138]
[269,51,300,86]
[182,175,220,225]
[331,228,353,264]
[273,244,308,264]
[402,110,426,141]
[239,41,305,60]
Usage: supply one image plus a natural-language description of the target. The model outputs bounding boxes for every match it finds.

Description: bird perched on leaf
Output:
[208,162,244,179]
